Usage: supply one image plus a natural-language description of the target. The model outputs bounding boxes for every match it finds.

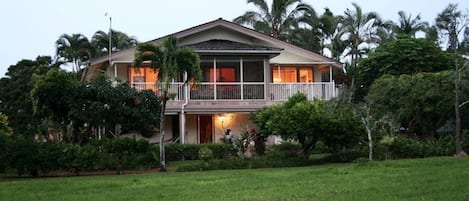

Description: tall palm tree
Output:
[288,8,321,52]
[234,0,312,40]
[91,29,138,58]
[391,11,428,37]
[337,3,382,99]
[134,36,202,171]
[55,33,91,76]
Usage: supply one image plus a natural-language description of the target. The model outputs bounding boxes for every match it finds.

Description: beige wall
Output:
[183,113,255,144]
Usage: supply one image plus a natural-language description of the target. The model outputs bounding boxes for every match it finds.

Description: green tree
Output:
[253,93,362,158]
[0,56,59,137]
[366,72,456,139]
[338,3,382,95]
[355,36,453,100]
[91,29,138,58]
[134,36,201,171]
[31,69,79,142]
[233,0,311,40]
[55,33,91,77]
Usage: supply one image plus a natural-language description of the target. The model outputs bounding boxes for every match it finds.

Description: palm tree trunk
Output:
[159,94,167,172]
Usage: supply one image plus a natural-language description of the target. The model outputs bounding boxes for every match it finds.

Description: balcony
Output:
[131,82,339,102]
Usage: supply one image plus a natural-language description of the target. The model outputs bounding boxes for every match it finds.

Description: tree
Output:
[366,72,456,139]
[355,36,453,100]
[0,56,59,137]
[391,11,428,37]
[338,3,382,99]
[436,3,469,156]
[233,0,311,40]
[133,36,201,171]
[436,4,469,52]
[32,72,161,144]
[31,69,79,142]
[91,30,138,58]
[55,33,91,78]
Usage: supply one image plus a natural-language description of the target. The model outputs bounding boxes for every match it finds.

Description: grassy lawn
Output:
[1,157,468,201]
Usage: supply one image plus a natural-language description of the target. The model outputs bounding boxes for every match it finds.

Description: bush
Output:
[266,142,302,159]
[318,150,367,163]
[374,135,455,160]
[165,144,236,161]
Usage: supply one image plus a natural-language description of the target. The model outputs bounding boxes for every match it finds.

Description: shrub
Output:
[165,144,236,161]
[266,142,302,159]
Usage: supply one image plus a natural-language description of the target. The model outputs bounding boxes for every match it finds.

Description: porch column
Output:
[179,112,185,144]
[114,63,117,79]
[329,65,333,82]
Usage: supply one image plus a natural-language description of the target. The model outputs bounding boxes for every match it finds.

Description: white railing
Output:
[190,82,265,100]
[269,82,337,101]
[131,82,185,101]
[130,82,338,102]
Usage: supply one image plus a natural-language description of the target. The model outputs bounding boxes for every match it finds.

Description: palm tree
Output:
[391,11,428,37]
[337,3,382,99]
[436,3,469,157]
[133,36,202,171]
[288,8,321,52]
[234,0,312,40]
[55,33,91,77]
[91,29,138,58]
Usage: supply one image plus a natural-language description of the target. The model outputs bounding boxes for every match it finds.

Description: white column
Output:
[179,112,185,144]
[329,65,333,82]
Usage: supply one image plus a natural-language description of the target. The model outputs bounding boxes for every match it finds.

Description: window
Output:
[272,66,314,83]
[243,59,264,82]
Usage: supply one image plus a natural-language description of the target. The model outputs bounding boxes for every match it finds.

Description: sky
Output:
[1,0,468,78]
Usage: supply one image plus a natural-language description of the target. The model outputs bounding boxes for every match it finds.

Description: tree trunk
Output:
[454,59,466,156]
[361,117,373,160]
[159,97,167,172]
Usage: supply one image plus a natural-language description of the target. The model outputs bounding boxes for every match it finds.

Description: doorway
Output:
[199,115,213,143]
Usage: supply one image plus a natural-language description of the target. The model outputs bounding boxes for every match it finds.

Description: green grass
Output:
[1,157,468,201]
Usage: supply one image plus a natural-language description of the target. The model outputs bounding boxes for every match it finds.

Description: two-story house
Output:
[84,18,342,144]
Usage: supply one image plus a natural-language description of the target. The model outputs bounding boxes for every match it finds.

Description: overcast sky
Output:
[1,0,468,77]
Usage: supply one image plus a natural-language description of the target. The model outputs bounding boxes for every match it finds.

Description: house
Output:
[84,18,342,144]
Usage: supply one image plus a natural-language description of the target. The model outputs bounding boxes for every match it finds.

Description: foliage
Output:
[233,0,312,40]
[323,103,364,152]
[355,36,454,100]
[0,114,12,136]
[373,135,455,160]
[366,72,459,139]
[31,69,79,141]
[91,29,138,58]
[1,137,157,176]
[55,33,91,76]
[0,56,59,137]
[31,72,161,143]
[265,142,303,158]
[388,11,428,37]
[165,143,237,161]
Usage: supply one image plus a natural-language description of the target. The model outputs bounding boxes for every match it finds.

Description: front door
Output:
[199,115,213,143]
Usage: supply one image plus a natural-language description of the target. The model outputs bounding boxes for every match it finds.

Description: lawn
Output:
[0,157,468,201]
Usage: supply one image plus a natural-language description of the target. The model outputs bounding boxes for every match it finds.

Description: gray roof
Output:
[184,39,283,52]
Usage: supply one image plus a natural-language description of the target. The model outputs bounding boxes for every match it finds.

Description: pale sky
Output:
[1,0,468,78]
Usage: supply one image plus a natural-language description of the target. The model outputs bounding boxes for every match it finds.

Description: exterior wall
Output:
[183,113,254,144]
[116,64,129,81]
[213,113,254,143]
[179,27,254,47]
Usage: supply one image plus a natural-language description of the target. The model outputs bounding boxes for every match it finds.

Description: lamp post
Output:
[105,13,114,78]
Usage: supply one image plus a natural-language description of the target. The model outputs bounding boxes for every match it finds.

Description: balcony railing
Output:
[269,82,337,101]
[131,82,338,101]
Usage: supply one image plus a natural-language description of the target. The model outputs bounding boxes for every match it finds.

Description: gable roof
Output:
[90,18,342,68]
